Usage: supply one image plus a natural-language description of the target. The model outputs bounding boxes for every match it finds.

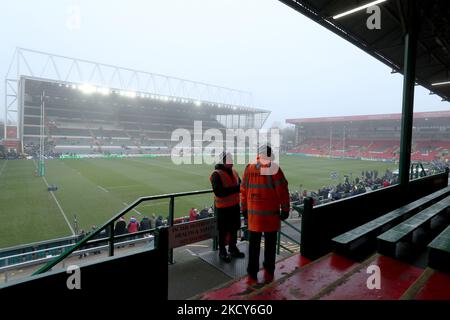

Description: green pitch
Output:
[0,156,396,249]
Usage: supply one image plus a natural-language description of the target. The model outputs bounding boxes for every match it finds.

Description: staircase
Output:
[197,252,450,300]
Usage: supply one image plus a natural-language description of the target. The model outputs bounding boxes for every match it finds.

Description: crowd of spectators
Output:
[290,169,399,205]
[113,215,164,236]
[75,207,217,258]
[76,215,163,258]
[23,142,61,159]
[430,160,449,173]
[0,150,20,159]
[188,206,214,222]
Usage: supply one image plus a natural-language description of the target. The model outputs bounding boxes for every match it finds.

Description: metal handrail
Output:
[1,243,75,262]
[1,235,155,282]
[279,243,294,254]
[276,204,303,254]
[279,230,300,245]
[1,228,157,265]
[282,219,301,234]
[33,189,213,275]
[1,235,154,274]
[33,188,305,274]
[0,235,77,255]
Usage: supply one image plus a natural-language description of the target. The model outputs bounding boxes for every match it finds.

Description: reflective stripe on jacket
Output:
[240,161,290,232]
[210,168,240,208]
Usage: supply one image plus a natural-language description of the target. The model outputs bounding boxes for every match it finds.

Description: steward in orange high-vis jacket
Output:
[210,152,246,263]
[241,144,290,283]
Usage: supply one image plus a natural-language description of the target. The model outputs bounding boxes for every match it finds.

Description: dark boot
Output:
[219,251,231,263]
[229,246,245,258]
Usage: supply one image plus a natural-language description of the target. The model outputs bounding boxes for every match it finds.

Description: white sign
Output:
[169,217,217,249]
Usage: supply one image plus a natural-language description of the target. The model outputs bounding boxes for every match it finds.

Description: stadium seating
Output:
[428,225,450,274]
[332,186,450,257]
[23,93,230,156]
[288,138,450,163]
[377,196,450,258]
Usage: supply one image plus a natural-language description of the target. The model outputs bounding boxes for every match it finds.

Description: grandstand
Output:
[3,48,270,157]
[287,111,450,163]
[21,78,268,156]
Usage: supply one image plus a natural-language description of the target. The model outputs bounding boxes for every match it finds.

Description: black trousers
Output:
[247,231,277,276]
[218,229,238,254]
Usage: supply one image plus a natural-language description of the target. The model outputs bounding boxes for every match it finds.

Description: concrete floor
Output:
[169,246,232,300]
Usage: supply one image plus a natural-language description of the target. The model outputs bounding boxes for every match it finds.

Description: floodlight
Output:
[79,84,96,94]
[431,81,450,86]
[333,0,387,19]
[97,87,110,95]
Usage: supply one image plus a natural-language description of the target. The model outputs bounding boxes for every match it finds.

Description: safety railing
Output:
[33,188,305,275]
[276,206,302,254]
[33,189,213,275]
[0,229,155,267]
[0,235,79,267]
[1,233,154,283]
[1,214,201,268]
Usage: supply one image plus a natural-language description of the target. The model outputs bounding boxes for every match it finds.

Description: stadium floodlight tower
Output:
[38,90,45,176]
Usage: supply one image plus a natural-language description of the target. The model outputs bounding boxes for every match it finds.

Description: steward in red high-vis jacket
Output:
[241,144,290,283]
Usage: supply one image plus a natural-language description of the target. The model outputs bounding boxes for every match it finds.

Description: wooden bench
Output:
[428,225,450,274]
[377,195,450,258]
[332,186,450,257]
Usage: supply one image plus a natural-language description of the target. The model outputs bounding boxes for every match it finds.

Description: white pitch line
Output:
[123,202,143,216]
[32,160,75,235]
[42,176,76,236]
[97,185,109,193]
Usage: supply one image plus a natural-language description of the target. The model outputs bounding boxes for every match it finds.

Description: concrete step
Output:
[317,255,423,300]
[248,253,363,300]
[196,251,449,300]
[402,268,450,300]
[196,254,310,300]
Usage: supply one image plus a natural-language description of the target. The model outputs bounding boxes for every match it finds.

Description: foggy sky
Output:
[0,0,448,127]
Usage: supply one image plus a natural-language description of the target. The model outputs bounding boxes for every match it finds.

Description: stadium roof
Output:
[5,48,270,130]
[279,0,450,102]
[286,110,450,124]
[23,76,268,115]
